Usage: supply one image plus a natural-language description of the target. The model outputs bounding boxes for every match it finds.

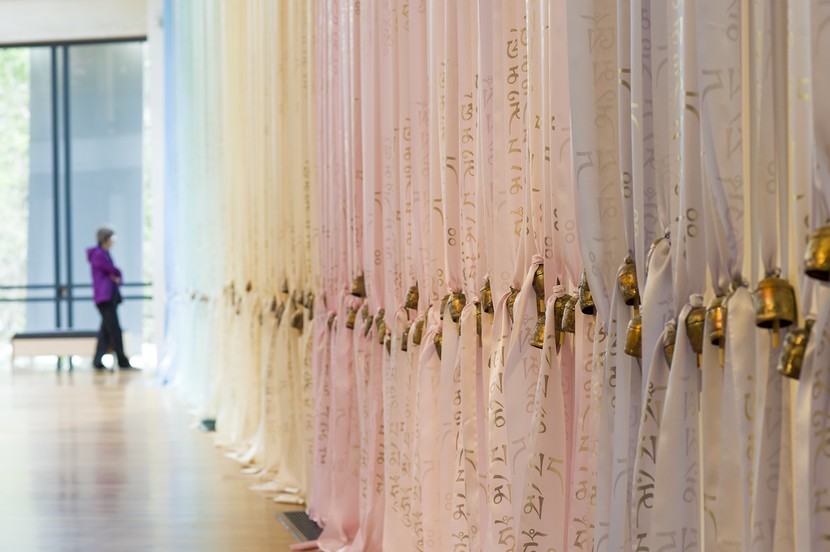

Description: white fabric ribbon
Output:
[652,301,702,550]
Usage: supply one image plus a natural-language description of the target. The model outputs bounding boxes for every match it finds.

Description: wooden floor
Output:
[0,369,298,551]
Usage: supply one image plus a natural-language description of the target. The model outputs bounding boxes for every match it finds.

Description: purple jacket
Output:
[87,246,123,304]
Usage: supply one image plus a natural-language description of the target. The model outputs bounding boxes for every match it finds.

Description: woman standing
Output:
[87,225,132,369]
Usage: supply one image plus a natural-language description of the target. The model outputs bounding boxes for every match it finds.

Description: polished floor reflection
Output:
[0,370,295,551]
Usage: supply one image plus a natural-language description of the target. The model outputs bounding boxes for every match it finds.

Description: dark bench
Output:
[11,330,131,371]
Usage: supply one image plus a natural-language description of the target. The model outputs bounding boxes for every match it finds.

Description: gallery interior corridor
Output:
[0,370,296,551]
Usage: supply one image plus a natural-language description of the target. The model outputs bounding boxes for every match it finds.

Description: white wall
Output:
[0,0,147,45]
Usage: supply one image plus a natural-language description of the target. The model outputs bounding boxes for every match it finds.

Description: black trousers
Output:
[94,300,129,367]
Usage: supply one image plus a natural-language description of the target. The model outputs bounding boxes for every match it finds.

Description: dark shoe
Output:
[118,364,139,370]
[92,361,106,370]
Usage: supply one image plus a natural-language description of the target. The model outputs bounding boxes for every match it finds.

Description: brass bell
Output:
[361,304,369,321]
[562,295,577,334]
[625,313,642,358]
[405,284,420,310]
[305,293,315,321]
[777,319,814,379]
[616,255,640,306]
[434,330,443,360]
[530,315,546,350]
[578,269,596,315]
[270,297,278,313]
[663,322,677,366]
[401,326,410,352]
[685,305,706,365]
[281,280,289,294]
[706,295,727,347]
[327,313,336,330]
[617,255,640,307]
[345,307,357,330]
[363,315,374,337]
[376,313,387,345]
[290,310,304,332]
[475,302,482,337]
[507,287,519,322]
[528,267,546,349]
[804,224,830,281]
[449,292,467,323]
[351,273,367,298]
[412,317,425,345]
[532,266,546,312]
[385,332,392,354]
[754,276,797,347]
[480,279,494,314]
[246,281,253,293]
[553,293,571,349]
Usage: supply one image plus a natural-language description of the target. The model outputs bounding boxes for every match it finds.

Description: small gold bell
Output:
[706,295,727,348]
[376,312,387,344]
[290,310,304,331]
[412,317,425,345]
[440,294,450,320]
[270,297,278,313]
[401,327,410,352]
[625,313,642,358]
[281,280,289,294]
[507,287,519,322]
[754,276,797,347]
[276,302,286,324]
[553,293,571,349]
[434,330,443,360]
[685,305,706,365]
[480,279,494,315]
[351,274,367,298]
[305,293,315,320]
[475,302,482,337]
[663,323,677,366]
[361,304,369,321]
[363,315,374,337]
[530,315,546,350]
[449,292,467,324]
[529,267,547,350]
[327,313,336,330]
[532,266,545,312]
[617,255,640,306]
[385,332,392,354]
[578,269,596,315]
[777,319,814,379]
[405,284,420,310]
[561,295,577,334]
[246,281,253,293]
[345,307,357,330]
[804,224,830,281]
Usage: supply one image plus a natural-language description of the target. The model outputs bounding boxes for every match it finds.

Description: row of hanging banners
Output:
[163,0,830,550]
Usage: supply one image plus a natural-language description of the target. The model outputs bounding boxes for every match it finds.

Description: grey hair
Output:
[96,225,115,245]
